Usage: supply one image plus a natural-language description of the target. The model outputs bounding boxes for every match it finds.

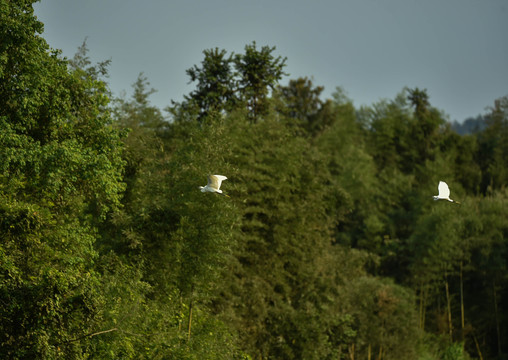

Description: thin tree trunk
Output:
[444,273,453,340]
[460,261,465,330]
[187,299,193,341]
[348,343,355,360]
[419,282,424,329]
[460,261,465,339]
[473,333,484,360]
[493,280,501,357]
[187,285,196,342]
[419,281,428,330]
[422,285,427,331]
[178,296,183,331]
[368,344,371,360]
[377,345,383,360]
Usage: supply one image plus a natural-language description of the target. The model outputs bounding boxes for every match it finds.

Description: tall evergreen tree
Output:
[181,48,237,120]
[171,42,287,123]
[234,42,287,120]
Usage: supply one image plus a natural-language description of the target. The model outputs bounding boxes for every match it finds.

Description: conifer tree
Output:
[181,48,237,120]
[234,42,287,120]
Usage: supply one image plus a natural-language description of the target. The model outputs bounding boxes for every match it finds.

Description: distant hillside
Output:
[451,115,488,135]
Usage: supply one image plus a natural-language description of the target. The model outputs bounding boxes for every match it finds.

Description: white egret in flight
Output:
[433,181,459,204]
[199,175,229,197]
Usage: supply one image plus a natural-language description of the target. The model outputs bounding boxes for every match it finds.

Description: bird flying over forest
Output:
[199,175,229,197]
[433,181,460,204]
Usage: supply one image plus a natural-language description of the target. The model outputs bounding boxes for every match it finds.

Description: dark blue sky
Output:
[34,0,508,122]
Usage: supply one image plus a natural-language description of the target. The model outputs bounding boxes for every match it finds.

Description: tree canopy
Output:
[2,2,507,359]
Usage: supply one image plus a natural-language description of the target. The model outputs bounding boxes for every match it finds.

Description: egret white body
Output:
[433,181,458,203]
[199,175,228,195]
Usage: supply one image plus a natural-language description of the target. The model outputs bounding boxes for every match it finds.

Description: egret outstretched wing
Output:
[433,181,459,203]
[208,175,227,191]
[438,181,450,198]
[200,174,228,195]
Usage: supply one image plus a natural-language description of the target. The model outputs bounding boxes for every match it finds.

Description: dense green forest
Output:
[1,2,507,359]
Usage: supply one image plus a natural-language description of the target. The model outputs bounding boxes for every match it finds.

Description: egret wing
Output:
[438,181,450,198]
[208,175,227,190]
